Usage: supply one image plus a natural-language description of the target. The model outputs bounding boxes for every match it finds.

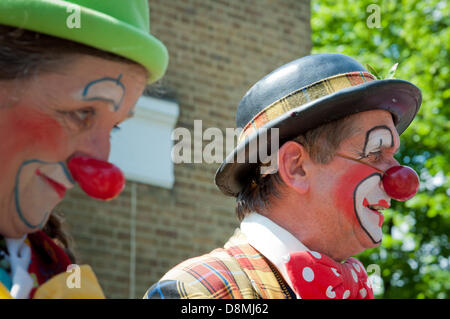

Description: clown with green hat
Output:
[0,0,168,298]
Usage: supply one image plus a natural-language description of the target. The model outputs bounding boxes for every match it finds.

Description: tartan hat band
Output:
[238,71,377,143]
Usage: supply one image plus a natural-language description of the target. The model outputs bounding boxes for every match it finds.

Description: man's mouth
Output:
[36,169,67,199]
[363,198,389,227]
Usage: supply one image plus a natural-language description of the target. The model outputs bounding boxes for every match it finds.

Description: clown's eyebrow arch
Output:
[82,74,126,112]
[362,125,394,155]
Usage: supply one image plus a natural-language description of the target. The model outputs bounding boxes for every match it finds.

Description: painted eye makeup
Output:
[58,107,96,130]
[362,126,394,156]
[337,126,396,172]
[358,150,383,162]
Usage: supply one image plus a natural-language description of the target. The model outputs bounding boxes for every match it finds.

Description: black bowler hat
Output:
[215,53,422,197]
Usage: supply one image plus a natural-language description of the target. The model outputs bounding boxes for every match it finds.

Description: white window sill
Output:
[109,96,179,189]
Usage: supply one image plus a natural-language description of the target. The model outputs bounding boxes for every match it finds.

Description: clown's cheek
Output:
[332,165,378,226]
[9,106,70,159]
[16,168,60,229]
[333,184,358,225]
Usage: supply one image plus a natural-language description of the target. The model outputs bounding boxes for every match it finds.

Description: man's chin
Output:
[367,237,382,249]
[356,209,384,245]
[16,197,55,231]
[360,230,383,249]
[18,182,63,230]
[1,211,47,239]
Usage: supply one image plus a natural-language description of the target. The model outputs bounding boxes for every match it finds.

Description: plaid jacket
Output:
[144,230,295,299]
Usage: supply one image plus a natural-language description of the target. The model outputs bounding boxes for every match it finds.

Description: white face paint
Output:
[354,173,390,243]
[74,74,126,112]
[353,126,394,243]
[15,160,75,230]
[37,162,75,190]
[361,126,394,158]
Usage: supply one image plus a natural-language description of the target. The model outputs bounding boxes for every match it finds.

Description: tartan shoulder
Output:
[145,247,258,299]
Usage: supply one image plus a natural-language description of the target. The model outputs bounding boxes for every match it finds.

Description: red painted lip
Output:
[36,169,67,199]
[373,199,390,209]
[363,198,386,227]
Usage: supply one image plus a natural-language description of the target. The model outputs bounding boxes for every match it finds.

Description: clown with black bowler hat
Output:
[145,53,421,299]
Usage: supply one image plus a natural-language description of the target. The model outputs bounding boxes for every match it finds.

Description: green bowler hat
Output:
[0,0,168,83]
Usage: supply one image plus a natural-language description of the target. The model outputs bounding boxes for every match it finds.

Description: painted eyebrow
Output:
[82,74,126,112]
[362,125,394,155]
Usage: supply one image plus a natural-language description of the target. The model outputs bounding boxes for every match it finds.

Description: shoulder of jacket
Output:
[146,246,258,299]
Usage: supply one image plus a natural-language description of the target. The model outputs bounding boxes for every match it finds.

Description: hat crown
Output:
[69,0,150,31]
[236,53,368,128]
[0,0,168,83]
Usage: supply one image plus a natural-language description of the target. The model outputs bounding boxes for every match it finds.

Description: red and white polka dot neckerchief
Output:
[285,251,374,299]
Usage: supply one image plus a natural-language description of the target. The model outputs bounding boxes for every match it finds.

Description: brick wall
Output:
[58,0,311,298]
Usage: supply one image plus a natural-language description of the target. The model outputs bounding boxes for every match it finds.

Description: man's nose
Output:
[378,157,400,191]
[379,156,400,172]
[75,129,111,162]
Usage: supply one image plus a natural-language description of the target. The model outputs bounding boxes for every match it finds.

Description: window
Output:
[109,96,179,189]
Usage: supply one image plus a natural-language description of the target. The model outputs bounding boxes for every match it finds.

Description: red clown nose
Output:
[67,155,125,201]
[382,165,419,201]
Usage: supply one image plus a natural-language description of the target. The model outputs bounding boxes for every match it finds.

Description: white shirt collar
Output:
[240,212,310,297]
[5,235,33,299]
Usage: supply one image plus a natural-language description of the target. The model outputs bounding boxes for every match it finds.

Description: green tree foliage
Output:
[311,0,449,298]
